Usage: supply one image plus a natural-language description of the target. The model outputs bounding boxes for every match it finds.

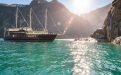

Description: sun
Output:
[73,0,91,9]
[71,0,92,14]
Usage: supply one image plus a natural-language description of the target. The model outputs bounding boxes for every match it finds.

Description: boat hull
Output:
[4,34,57,42]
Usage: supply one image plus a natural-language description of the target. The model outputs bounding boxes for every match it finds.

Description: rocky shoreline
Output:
[74,36,121,45]
[74,37,109,42]
[112,36,121,45]
[74,37,97,42]
[79,0,121,45]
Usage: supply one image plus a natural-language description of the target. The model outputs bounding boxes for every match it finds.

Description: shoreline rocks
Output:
[112,36,121,45]
[74,37,109,42]
[89,0,121,45]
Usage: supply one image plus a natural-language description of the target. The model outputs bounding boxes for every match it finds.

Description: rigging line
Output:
[48,11,62,34]
[32,24,40,29]
[48,26,55,30]
[31,8,44,29]
[18,8,29,27]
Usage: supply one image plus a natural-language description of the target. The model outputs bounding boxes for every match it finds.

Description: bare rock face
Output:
[112,37,121,45]
[90,28,106,39]
[30,0,46,5]
[91,0,121,42]
[52,0,58,3]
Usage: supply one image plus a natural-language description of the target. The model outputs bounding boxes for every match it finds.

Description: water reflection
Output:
[0,39,121,75]
[0,40,75,75]
[69,42,91,75]
[68,41,121,75]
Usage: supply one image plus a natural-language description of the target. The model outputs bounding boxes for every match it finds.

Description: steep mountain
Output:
[0,0,93,38]
[81,4,111,32]
[91,0,121,43]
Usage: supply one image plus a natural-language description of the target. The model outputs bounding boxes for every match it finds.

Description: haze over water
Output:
[0,39,121,75]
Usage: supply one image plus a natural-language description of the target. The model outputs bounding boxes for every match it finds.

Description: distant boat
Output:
[4,7,58,42]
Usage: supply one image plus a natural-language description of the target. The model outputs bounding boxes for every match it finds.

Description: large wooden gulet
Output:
[4,7,60,42]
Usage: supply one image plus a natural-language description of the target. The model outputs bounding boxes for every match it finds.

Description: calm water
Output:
[0,39,121,75]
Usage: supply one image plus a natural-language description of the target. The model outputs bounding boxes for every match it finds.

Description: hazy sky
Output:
[0,0,114,15]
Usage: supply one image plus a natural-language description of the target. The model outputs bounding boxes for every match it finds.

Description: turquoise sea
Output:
[0,39,121,75]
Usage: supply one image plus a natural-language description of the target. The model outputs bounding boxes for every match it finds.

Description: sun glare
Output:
[72,0,92,14]
[74,0,90,8]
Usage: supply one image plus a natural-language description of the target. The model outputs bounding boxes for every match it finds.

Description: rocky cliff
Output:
[91,0,121,43]
[0,0,93,38]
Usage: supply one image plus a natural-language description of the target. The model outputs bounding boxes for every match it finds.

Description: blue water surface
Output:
[0,39,121,75]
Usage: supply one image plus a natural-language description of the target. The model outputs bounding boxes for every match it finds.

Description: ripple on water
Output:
[0,39,121,75]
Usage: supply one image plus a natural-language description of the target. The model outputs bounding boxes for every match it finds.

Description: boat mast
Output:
[4,27,6,37]
[16,7,18,28]
[30,8,32,28]
[45,9,47,31]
